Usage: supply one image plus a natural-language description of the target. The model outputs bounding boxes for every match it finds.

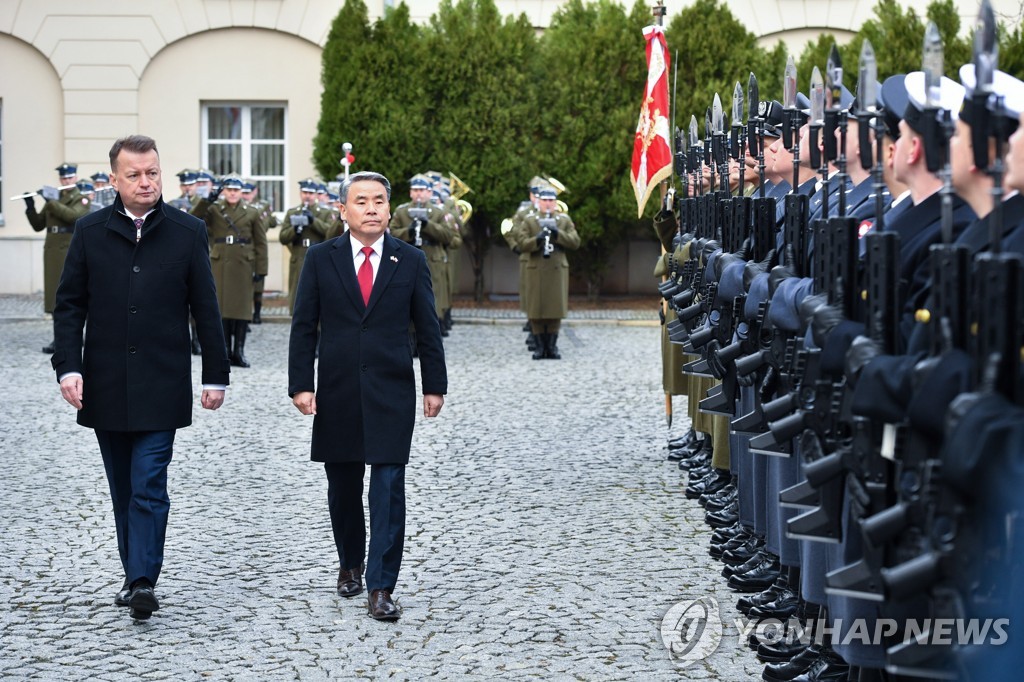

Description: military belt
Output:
[48,226,74,234]
[214,236,251,245]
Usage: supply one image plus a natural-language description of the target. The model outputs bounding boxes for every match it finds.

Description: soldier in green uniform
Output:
[242,181,278,324]
[389,174,456,336]
[434,180,463,332]
[190,174,268,367]
[510,186,580,359]
[280,179,333,313]
[508,178,546,348]
[25,163,91,352]
[191,170,215,208]
[324,191,346,239]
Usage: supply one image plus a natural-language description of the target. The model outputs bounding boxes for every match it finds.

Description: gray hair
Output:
[340,171,391,202]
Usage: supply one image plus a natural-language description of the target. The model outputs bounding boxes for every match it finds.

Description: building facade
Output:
[0,0,1015,296]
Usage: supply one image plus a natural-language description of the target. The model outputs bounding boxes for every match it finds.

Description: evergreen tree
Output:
[425,0,540,301]
[538,0,649,297]
[313,2,428,186]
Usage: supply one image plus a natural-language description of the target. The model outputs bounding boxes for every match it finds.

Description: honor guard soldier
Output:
[510,186,580,359]
[25,162,91,353]
[191,170,216,207]
[242,181,278,324]
[280,179,332,313]
[169,170,196,211]
[76,180,101,213]
[506,177,545,348]
[89,171,116,209]
[389,174,456,335]
[190,174,268,367]
[324,191,346,239]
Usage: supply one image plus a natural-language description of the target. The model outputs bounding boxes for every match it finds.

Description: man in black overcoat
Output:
[288,171,447,621]
[52,135,230,621]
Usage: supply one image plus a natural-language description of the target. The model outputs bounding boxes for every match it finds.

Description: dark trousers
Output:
[324,462,405,592]
[95,429,176,587]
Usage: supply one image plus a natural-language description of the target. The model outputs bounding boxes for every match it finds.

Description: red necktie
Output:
[358,246,374,305]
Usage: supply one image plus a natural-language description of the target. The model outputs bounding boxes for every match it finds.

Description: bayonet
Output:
[810,67,825,125]
[923,22,944,107]
[713,93,724,134]
[974,0,998,93]
[858,40,877,114]
[783,56,798,150]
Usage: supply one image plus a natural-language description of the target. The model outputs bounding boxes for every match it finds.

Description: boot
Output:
[546,333,561,359]
[190,319,201,355]
[439,317,449,337]
[252,296,262,325]
[42,339,56,354]
[444,308,453,330]
[526,332,538,350]
[222,319,233,358]
[230,320,250,368]
[522,321,530,332]
[532,333,547,360]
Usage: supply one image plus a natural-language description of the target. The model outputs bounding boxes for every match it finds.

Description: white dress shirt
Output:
[350,233,385,283]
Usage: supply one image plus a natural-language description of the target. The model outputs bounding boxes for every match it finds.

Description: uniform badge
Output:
[758,101,767,116]
[858,220,873,238]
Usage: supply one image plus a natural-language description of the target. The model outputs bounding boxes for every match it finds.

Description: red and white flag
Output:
[631,25,672,218]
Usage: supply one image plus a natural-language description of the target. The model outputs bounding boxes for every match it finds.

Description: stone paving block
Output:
[2,317,762,679]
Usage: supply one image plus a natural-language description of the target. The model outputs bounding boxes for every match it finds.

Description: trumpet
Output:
[9,185,78,201]
[539,214,556,258]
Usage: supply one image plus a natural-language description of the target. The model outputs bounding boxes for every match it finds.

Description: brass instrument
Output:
[449,172,474,222]
[408,204,429,247]
[538,213,556,258]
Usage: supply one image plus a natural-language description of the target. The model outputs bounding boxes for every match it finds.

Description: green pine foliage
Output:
[538,0,649,296]
[425,0,541,300]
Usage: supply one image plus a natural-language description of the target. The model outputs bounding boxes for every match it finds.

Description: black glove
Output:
[253,274,265,283]
[304,210,316,226]
[768,245,797,296]
[535,231,547,248]
[292,230,304,246]
[294,224,305,236]
[700,239,721,263]
[844,335,882,389]
[208,185,222,202]
[743,249,774,291]
[811,301,845,349]
[548,225,559,241]
[23,195,36,212]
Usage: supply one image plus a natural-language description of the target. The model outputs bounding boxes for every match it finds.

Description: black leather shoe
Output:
[668,429,698,449]
[789,648,850,681]
[729,555,781,592]
[114,579,131,607]
[711,523,745,544]
[367,589,400,621]
[686,469,730,499]
[757,639,809,663]
[337,565,364,598]
[710,529,751,560]
[737,573,788,615]
[748,587,800,619]
[723,548,770,578]
[762,643,823,681]
[127,583,159,620]
[705,505,740,529]
[42,340,56,354]
[703,484,738,511]
[722,536,765,566]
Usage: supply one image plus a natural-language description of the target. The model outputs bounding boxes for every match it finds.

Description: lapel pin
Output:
[390,255,399,263]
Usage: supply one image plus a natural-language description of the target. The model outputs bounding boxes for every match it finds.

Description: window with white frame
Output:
[201,103,286,212]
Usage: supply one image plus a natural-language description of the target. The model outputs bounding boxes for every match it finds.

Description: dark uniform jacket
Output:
[27,187,91,312]
[191,198,268,320]
[288,232,447,465]
[51,196,230,431]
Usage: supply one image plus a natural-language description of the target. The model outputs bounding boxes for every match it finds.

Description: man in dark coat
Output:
[288,171,447,622]
[51,135,230,621]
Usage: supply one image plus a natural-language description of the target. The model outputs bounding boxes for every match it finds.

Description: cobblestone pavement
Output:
[0,310,762,680]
